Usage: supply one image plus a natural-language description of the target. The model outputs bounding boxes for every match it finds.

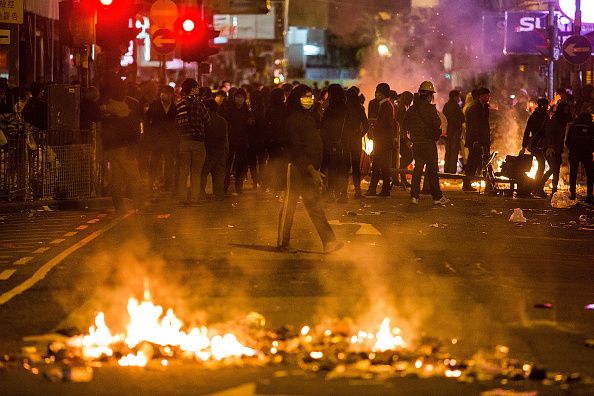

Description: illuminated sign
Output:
[558,0,594,24]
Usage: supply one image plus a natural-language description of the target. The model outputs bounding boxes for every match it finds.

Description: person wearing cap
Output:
[463,87,491,192]
[403,81,449,205]
[365,82,395,196]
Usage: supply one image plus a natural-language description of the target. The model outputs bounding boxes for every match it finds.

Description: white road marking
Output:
[64,231,78,237]
[14,257,33,265]
[0,214,131,305]
[328,220,382,236]
[76,225,89,230]
[87,219,100,224]
[50,239,65,244]
[33,247,50,254]
[0,269,16,280]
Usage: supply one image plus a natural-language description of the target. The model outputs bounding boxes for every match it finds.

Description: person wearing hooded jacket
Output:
[537,101,571,196]
[222,88,253,194]
[463,87,491,191]
[277,85,343,254]
[344,86,369,198]
[404,81,449,205]
[519,97,549,197]
[566,109,594,203]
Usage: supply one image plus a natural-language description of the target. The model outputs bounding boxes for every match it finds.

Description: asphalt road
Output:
[0,187,593,395]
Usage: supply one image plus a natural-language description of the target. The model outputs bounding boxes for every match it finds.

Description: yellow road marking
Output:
[87,219,100,224]
[14,257,33,265]
[76,225,89,230]
[0,214,130,305]
[0,269,16,280]
[50,239,65,244]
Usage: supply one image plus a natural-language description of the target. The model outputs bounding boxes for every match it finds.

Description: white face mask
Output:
[300,96,314,110]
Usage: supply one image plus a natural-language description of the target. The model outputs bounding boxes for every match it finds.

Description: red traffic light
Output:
[182,19,195,32]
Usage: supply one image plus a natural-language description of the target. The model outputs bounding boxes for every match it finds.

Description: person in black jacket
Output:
[321,84,349,202]
[404,81,449,205]
[201,99,229,201]
[519,98,549,197]
[145,85,177,192]
[442,90,465,174]
[223,88,253,194]
[396,91,414,188]
[277,85,342,254]
[264,88,287,192]
[344,87,369,198]
[463,87,491,191]
[566,109,594,203]
[537,101,571,196]
[366,83,395,197]
[101,80,145,212]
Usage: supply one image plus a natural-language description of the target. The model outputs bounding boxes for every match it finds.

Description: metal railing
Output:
[0,121,103,202]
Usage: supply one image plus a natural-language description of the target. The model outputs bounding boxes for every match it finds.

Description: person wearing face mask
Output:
[145,85,177,192]
[223,88,254,194]
[365,83,395,197]
[277,85,343,254]
[463,87,491,192]
[442,90,465,174]
[404,81,450,205]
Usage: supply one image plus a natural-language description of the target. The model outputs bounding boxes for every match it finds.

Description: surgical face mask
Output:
[300,95,314,110]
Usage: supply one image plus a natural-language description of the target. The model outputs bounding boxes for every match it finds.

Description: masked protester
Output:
[344,87,369,198]
[264,88,288,192]
[519,97,549,197]
[463,87,491,192]
[365,83,395,197]
[538,101,572,196]
[404,81,449,205]
[396,91,414,188]
[176,78,211,204]
[201,99,229,201]
[565,109,594,204]
[277,85,343,254]
[223,88,253,194]
[442,90,465,174]
[145,85,177,192]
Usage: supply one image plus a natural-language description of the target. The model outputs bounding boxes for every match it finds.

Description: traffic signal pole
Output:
[547,1,556,100]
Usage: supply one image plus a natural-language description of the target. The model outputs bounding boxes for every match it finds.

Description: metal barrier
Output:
[0,121,102,202]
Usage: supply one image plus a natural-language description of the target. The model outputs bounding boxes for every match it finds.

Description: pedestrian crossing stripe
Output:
[64,232,78,237]
[33,247,50,254]
[0,269,16,280]
[50,239,65,244]
[14,257,33,265]
[76,225,89,230]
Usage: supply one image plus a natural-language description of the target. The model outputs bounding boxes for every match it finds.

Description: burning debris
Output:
[6,288,593,391]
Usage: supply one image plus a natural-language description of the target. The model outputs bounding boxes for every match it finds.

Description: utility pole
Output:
[547,1,556,100]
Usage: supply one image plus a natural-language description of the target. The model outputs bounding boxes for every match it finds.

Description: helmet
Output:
[418,81,436,93]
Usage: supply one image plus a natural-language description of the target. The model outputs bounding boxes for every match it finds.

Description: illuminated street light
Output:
[182,19,195,32]
[558,0,594,24]
[100,0,113,5]
[377,43,391,57]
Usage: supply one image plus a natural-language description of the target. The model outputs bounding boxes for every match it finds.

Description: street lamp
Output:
[377,43,391,57]
[100,0,113,5]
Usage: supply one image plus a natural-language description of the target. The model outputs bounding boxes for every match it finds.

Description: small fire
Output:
[371,317,406,352]
[362,135,374,155]
[77,288,256,367]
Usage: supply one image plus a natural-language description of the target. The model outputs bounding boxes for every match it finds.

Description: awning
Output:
[25,0,60,20]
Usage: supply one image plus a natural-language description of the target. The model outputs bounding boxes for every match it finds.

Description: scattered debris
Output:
[585,339,594,348]
[585,304,594,310]
[490,209,503,215]
[344,211,358,217]
[509,208,527,223]
[227,225,235,228]
[533,303,553,309]
[481,389,537,396]
[579,214,588,224]
[45,365,93,383]
[156,214,171,219]
[38,206,53,212]
[550,192,577,209]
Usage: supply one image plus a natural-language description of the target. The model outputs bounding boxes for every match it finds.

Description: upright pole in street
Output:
[547,1,556,100]
[575,0,583,88]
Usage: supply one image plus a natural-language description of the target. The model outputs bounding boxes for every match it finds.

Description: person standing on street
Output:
[404,81,449,205]
[538,101,572,196]
[442,90,465,174]
[365,83,395,197]
[344,86,369,198]
[101,80,145,212]
[277,85,342,254]
[519,98,549,197]
[463,87,491,191]
[176,78,211,204]
[201,99,229,201]
[566,108,594,204]
[145,85,177,192]
[223,88,253,194]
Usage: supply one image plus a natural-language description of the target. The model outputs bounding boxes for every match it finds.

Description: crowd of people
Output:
[4,77,594,210]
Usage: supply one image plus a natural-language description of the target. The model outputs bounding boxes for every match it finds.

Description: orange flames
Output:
[71,288,256,367]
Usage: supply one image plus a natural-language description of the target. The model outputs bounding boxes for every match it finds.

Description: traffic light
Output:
[95,0,141,53]
[175,10,221,63]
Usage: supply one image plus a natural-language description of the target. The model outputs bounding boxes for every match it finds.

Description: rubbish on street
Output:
[550,192,577,208]
[490,209,503,215]
[533,303,553,309]
[38,206,53,212]
[579,214,588,224]
[585,304,594,310]
[481,389,537,396]
[585,339,594,348]
[45,365,93,382]
[509,208,527,223]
